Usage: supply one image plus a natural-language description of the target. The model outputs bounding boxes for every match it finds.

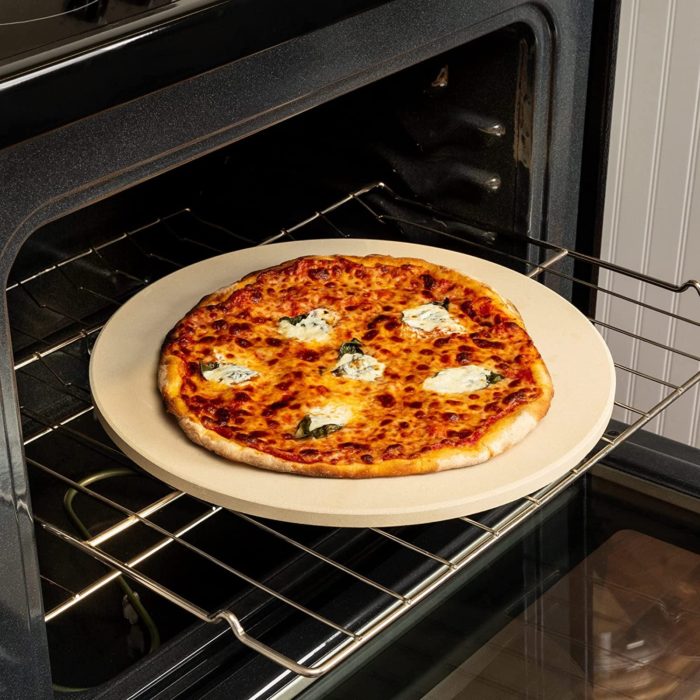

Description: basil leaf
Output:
[294,416,312,439]
[309,424,343,439]
[200,361,219,373]
[294,416,343,439]
[338,338,363,358]
[280,312,308,326]
[486,371,503,385]
[430,298,450,310]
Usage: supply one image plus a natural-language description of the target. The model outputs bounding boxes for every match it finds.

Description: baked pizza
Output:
[158,254,553,478]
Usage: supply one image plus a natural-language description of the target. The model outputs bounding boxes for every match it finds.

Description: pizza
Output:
[158,254,553,478]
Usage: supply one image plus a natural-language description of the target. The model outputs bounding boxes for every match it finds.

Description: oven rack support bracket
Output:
[26,182,700,680]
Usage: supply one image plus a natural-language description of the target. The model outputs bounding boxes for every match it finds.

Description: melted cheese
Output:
[278,308,338,342]
[401,303,464,333]
[201,362,258,386]
[333,352,385,381]
[168,254,547,467]
[423,365,495,394]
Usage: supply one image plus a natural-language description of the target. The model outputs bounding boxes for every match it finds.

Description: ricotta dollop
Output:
[332,352,385,381]
[422,365,501,394]
[401,303,464,334]
[278,308,338,342]
[307,404,353,431]
[200,362,258,386]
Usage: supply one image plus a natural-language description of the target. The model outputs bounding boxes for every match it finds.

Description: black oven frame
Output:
[5,0,681,696]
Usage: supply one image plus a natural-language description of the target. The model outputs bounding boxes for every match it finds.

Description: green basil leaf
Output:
[200,361,219,373]
[486,371,503,385]
[280,312,308,326]
[294,417,343,439]
[309,424,343,439]
[429,297,450,310]
[294,415,312,439]
[338,338,363,358]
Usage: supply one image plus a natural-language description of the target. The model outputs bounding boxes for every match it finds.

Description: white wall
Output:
[598,0,700,446]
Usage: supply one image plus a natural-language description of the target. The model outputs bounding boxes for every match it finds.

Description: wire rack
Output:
[11,183,700,682]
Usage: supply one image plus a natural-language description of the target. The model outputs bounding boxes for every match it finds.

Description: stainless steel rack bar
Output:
[12,183,700,679]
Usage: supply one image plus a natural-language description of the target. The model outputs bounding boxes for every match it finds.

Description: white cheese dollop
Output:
[201,362,259,386]
[278,308,338,342]
[422,365,500,394]
[333,352,385,381]
[401,303,464,333]
[307,404,353,431]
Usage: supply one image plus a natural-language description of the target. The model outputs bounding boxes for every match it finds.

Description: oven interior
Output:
[7,18,700,699]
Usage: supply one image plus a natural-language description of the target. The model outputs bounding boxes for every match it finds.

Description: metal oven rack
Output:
[10,183,700,683]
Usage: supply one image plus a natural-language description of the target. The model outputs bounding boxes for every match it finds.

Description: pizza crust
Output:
[160,396,550,478]
[158,253,554,478]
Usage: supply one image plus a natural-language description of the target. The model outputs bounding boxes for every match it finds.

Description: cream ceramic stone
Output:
[90,239,615,527]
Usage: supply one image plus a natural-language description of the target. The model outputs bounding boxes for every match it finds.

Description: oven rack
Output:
[12,182,700,683]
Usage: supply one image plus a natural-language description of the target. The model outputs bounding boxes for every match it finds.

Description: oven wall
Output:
[598,0,700,448]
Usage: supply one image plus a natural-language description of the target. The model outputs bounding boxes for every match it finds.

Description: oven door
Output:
[293,436,700,700]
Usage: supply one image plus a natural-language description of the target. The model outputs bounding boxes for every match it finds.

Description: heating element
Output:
[12,183,700,687]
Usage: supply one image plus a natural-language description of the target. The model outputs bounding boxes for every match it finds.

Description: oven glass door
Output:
[299,465,700,699]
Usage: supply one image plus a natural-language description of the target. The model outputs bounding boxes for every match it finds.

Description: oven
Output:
[2,0,700,698]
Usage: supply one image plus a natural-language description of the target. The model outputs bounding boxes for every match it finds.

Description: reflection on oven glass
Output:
[0,0,175,64]
[426,530,700,699]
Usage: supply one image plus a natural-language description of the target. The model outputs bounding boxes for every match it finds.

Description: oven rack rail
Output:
[13,182,700,681]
